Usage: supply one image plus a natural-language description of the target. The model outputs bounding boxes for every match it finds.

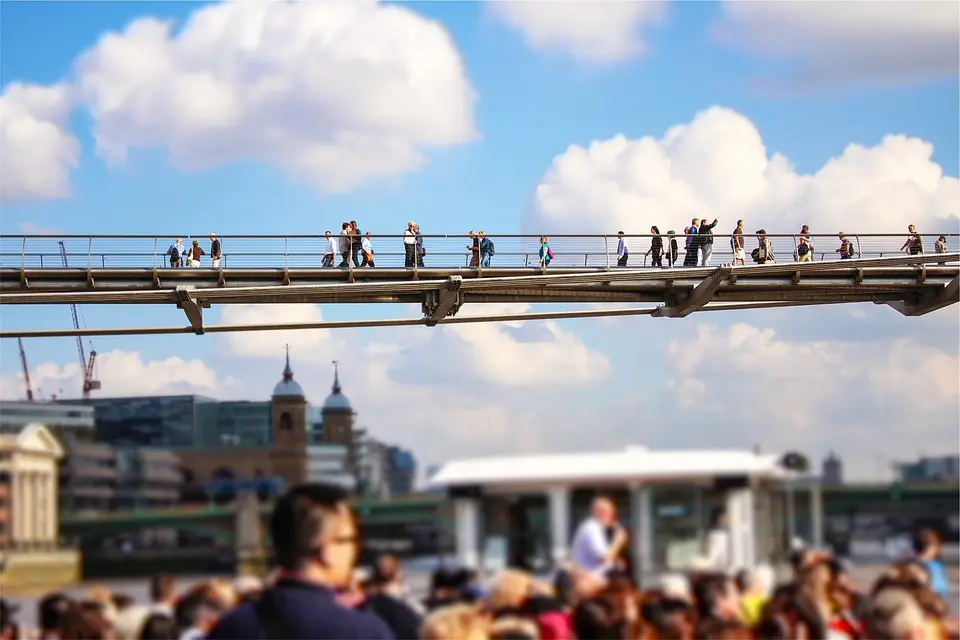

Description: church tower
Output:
[269,346,309,485]
[321,361,358,479]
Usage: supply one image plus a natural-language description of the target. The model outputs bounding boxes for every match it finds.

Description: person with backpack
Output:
[539,236,553,269]
[836,234,856,260]
[479,231,495,267]
[666,230,679,268]
[645,226,663,267]
[752,229,775,264]
[207,484,393,639]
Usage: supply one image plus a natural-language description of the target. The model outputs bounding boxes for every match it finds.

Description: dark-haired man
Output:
[207,483,393,639]
[37,592,73,640]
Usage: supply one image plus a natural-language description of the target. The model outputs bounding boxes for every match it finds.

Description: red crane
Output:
[18,338,35,401]
[58,241,101,400]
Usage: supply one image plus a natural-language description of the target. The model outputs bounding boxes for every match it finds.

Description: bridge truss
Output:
[2,249,956,338]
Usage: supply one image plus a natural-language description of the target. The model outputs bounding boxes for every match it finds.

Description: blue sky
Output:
[1,0,958,476]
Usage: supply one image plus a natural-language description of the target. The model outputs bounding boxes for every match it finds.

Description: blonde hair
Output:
[487,568,534,611]
[421,603,489,640]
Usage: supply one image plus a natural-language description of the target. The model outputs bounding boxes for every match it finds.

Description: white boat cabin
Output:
[428,445,822,582]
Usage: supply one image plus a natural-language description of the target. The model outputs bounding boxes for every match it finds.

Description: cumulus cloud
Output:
[527,106,959,257]
[662,322,959,475]
[0,83,80,203]
[0,349,234,400]
[218,303,337,360]
[489,1,668,64]
[387,302,612,387]
[713,1,960,90]
[73,0,478,194]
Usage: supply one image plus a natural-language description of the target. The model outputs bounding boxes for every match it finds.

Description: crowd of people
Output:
[1,484,955,639]
[155,224,951,270]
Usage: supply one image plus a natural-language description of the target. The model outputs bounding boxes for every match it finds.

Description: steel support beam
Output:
[653,266,732,318]
[424,276,463,327]
[884,275,959,317]
[175,286,205,334]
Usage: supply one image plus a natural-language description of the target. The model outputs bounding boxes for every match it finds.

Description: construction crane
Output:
[18,338,35,401]
[58,241,101,399]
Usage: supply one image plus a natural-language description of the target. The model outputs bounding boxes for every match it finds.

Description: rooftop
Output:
[428,445,788,489]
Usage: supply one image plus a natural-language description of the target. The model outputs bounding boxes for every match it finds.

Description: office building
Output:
[306,444,354,488]
[894,455,960,483]
[0,400,96,441]
[85,395,219,447]
[822,451,843,485]
[358,436,389,499]
[59,440,118,512]
[387,446,417,495]
[114,448,183,510]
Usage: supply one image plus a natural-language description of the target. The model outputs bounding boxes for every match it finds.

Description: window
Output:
[279,412,293,430]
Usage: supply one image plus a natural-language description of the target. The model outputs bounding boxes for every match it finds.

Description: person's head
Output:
[469,230,476,238]
[342,222,350,230]
[172,585,223,635]
[192,240,199,247]
[60,603,115,640]
[651,226,660,234]
[38,592,74,633]
[270,482,358,588]
[692,573,740,621]
[209,233,216,240]
[365,231,371,238]
[175,238,182,244]
[737,219,744,229]
[421,603,489,640]
[368,554,404,594]
[800,225,809,233]
[325,230,332,237]
[590,496,617,526]
[540,235,548,244]
[908,224,916,233]
[865,588,928,640]
[712,508,729,529]
[691,218,699,225]
[938,235,946,242]
[618,231,625,237]
[149,575,176,605]
[912,528,941,559]
[350,220,357,228]
[486,568,534,612]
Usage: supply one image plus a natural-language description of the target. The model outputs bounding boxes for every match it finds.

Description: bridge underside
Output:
[2,254,957,337]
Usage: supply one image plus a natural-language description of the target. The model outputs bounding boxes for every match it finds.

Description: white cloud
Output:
[526,106,960,257]
[489,1,668,64]
[218,303,336,360]
[713,1,960,89]
[386,302,612,387]
[73,0,477,194]
[0,83,80,203]
[662,322,959,477]
[0,349,234,400]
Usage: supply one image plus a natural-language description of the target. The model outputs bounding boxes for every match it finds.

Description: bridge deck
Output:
[1,232,957,337]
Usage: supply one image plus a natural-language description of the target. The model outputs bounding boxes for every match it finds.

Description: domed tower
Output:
[322,361,358,478]
[269,346,309,484]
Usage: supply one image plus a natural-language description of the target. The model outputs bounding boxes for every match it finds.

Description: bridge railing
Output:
[1,233,957,270]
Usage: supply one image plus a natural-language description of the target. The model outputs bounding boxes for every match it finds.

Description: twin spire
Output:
[280,344,341,394]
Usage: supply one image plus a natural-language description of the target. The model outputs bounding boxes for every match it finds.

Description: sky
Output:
[1,0,958,481]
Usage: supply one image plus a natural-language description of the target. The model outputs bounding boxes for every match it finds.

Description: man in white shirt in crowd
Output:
[323,231,337,267]
[361,232,375,267]
[570,496,628,578]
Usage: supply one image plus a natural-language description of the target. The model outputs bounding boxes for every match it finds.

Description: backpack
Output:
[486,239,495,256]
[843,240,855,257]
[547,247,555,260]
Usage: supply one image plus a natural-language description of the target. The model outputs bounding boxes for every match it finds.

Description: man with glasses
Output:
[208,483,393,639]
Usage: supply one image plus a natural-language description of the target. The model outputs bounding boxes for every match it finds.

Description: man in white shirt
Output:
[570,496,628,578]
[403,222,417,267]
[361,232,375,267]
[705,509,731,573]
[323,231,337,267]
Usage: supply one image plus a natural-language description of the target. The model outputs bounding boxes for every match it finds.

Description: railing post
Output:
[604,237,610,270]
[284,237,289,270]
[21,237,26,269]
[87,237,93,270]
[854,235,862,258]
[153,237,158,270]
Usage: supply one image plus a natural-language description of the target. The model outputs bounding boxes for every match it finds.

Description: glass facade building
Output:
[84,396,273,448]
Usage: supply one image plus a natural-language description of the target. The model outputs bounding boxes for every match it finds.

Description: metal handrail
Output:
[2,232,956,239]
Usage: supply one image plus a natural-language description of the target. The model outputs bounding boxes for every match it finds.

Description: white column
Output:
[547,486,570,569]
[453,498,480,569]
[31,472,40,542]
[726,486,757,571]
[11,472,21,543]
[630,484,654,584]
[809,481,823,549]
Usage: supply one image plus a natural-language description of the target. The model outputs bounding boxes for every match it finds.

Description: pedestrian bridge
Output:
[1,233,956,338]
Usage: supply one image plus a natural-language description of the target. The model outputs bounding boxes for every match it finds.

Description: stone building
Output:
[0,424,63,547]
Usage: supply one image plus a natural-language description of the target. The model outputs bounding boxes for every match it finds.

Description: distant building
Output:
[307,444,354,488]
[893,455,960,483]
[59,440,118,512]
[114,448,182,510]
[386,446,417,496]
[0,400,96,441]
[0,424,64,548]
[822,451,843,485]
[358,436,390,499]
